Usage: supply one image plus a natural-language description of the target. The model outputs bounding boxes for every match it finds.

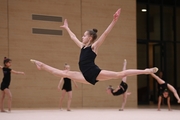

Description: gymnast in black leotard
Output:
[62,78,72,92]
[109,81,128,96]
[0,57,24,112]
[150,73,180,111]
[1,67,12,91]
[79,46,101,85]
[57,64,78,111]
[158,82,169,97]
[106,59,131,111]
[30,8,158,85]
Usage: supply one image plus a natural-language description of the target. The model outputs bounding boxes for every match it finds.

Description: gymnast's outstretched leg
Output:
[30,59,89,84]
[96,67,158,81]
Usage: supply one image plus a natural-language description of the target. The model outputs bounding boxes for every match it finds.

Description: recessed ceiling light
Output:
[141,9,147,12]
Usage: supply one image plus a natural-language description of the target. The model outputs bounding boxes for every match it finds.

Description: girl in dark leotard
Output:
[0,57,24,112]
[150,73,180,111]
[106,59,131,111]
[57,64,78,111]
[30,8,158,85]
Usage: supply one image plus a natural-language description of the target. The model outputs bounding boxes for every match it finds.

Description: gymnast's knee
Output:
[118,72,126,78]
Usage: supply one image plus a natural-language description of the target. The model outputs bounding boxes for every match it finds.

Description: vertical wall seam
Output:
[7,0,9,57]
[80,0,83,108]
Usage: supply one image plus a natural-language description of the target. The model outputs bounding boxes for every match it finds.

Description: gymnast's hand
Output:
[60,19,68,29]
[113,8,121,21]
[57,86,61,90]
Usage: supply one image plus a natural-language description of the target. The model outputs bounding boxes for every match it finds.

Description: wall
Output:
[0,0,137,108]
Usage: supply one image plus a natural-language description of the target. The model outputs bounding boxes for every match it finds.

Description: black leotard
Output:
[158,83,168,96]
[78,46,101,85]
[111,81,128,96]
[1,67,11,91]
[62,78,72,92]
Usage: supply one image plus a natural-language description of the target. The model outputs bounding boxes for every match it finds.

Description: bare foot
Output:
[30,59,43,70]
[145,67,158,74]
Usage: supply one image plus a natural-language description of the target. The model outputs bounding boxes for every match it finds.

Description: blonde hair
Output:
[64,63,70,69]
[107,85,113,90]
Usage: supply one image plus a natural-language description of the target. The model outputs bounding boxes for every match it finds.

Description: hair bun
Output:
[4,57,7,60]
[93,29,98,33]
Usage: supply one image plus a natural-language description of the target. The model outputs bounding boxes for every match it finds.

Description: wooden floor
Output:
[1,107,180,120]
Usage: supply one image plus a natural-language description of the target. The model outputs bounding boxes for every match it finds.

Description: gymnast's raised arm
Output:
[60,19,83,48]
[92,8,121,51]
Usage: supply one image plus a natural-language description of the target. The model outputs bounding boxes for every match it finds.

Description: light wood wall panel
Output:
[0,0,9,108]
[0,0,137,108]
[0,0,8,58]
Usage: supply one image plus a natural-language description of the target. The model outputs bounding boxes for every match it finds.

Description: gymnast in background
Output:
[150,73,180,111]
[106,59,131,111]
[0,57,24,112]
[58,63,78,111]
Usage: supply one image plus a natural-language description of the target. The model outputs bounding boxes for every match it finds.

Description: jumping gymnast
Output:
[30,8,158,85]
